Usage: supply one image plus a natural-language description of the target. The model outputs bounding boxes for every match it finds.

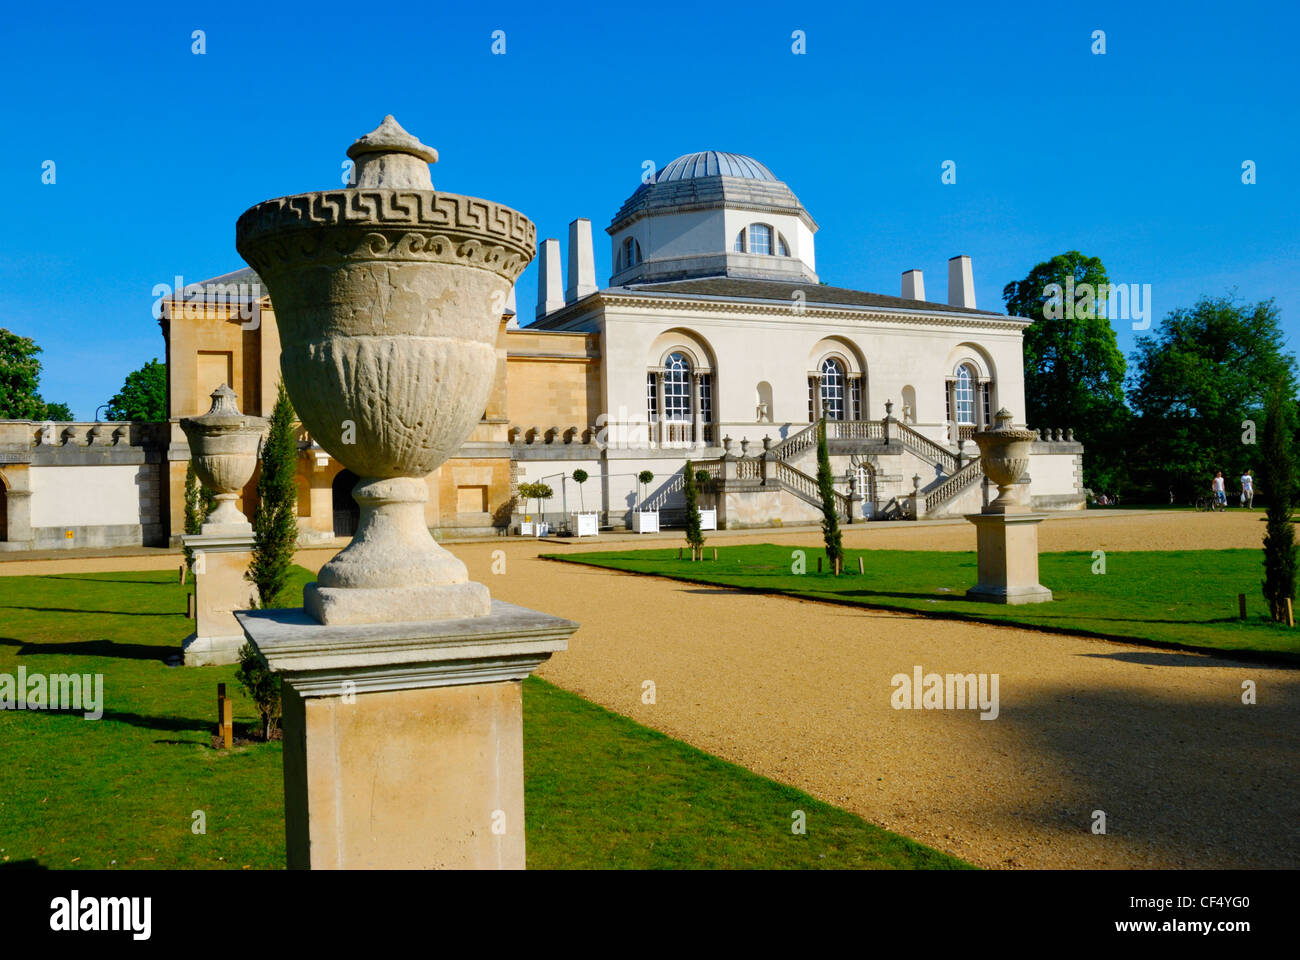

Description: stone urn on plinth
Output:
[965,408,1052,604]
[180,384,268,536]
[231,116,576,870]
[178,384,267,666]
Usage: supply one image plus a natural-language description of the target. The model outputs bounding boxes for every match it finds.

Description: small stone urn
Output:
[972,407,1038,514]
[180,384,268,535]
[236,116,535,624]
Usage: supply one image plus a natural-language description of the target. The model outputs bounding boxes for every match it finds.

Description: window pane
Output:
[820,358,845,420]
[955,366,974,424]
[646,372,657,420]
[664,352,692,421]
[734,230,745,253]
[749,224,772,255]
[778,234,790,256]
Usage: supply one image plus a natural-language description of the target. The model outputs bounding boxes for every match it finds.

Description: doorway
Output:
[332,469,360,537]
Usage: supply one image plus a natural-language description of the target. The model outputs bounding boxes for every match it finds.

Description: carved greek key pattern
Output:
[237,190,534,251]
[237,190,535,282]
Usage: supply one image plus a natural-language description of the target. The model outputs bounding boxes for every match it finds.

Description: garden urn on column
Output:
[965,408,1052,604]
[232,116,576,869]
[178,384,267,665]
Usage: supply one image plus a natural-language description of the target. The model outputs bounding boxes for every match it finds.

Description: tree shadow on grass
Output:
[18,705,210,734]
[37,576,178,586]
[0,604,180,618]
[0,636,176,661]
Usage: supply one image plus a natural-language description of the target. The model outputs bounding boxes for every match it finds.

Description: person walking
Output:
[1241,469,1255,509]
[1212,471,1227,511]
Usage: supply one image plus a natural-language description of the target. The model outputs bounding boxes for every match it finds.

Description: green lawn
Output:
[547,545,1300,662]
[0,566,965,870]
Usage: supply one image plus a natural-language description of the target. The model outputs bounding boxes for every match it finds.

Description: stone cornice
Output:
[236,600,576,697]
[595,292,1030,331]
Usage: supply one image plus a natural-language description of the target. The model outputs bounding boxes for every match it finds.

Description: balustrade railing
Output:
[924,458,983,512]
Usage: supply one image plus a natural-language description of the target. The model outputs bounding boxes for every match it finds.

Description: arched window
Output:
[735,224,777,255]
[954,365,975,425]
[777,233,790,257]
[820,357,846,421]
[621,236,641,270]
[663,352,692,421]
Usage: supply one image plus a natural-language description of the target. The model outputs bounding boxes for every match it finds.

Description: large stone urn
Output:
[971,407,1038,514]
[232,117,575,871]
[179,384,268,536]
[966,407,1052,604]
[236,115,534,625]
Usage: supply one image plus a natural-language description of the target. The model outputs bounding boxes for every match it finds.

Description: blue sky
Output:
[3,0,1296,418]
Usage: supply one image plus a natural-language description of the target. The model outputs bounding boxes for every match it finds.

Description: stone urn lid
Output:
[347,114,438,164]
[345,115,438,190]
[975,407,1038,443]
[181,384,268,436]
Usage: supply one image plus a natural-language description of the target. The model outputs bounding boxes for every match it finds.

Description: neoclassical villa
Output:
[0,150,1082,549]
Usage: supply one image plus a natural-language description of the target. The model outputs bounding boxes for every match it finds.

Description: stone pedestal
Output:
[237,601,575,869]
[182,532,257,666]
[964,513,1053,604]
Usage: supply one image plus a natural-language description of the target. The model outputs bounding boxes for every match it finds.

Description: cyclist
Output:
[1211,471,1227,511]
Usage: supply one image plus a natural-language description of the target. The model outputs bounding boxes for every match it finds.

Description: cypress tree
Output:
[1260,386,1297,622]
[182,460,215,571]
[816,418,843,573]
[247,381,299,608]
[683,459,704,559]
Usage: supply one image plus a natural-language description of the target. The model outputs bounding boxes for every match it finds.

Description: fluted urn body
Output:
[235,116,535,624]
[972,407,1039,514]
[180,384,269,535]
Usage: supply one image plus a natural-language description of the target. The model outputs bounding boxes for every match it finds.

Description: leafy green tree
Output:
[1002,252,1129,492]
[1259,386,1297,622]
[246,381,299,608]
[105,358,167,422]
[518,481,553,521]
[1128,295,1296,499]
[235,642,282,741]
[0,328,72,420]
[572,468,589,512]
[682,459,704,559]
[815,419,843,572]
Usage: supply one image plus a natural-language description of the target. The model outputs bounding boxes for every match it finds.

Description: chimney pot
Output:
[566,218,597,304]
[536,238,565,319]
[901,269,925,301]
[947,255,975,309]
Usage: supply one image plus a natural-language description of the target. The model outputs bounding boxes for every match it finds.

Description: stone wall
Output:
[0,421,169,551]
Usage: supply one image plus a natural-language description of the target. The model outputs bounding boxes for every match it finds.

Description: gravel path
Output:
[445,510,1298,869]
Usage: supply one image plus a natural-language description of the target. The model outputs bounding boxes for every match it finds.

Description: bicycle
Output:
[1194,494,1225,512]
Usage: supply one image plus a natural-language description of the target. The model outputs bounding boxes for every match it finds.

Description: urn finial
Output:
[347,115,439,189]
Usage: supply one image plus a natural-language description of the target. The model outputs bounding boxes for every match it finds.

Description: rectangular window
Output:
[945,383,952,423]
[647,372,657,422]
[699,373,712,426]
[849,378,861,420]
[982,383,991,426]
[749,224,772,255]
[808,378,816,422]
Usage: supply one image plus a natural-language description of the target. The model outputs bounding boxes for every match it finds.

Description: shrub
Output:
[235,642,281,741]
